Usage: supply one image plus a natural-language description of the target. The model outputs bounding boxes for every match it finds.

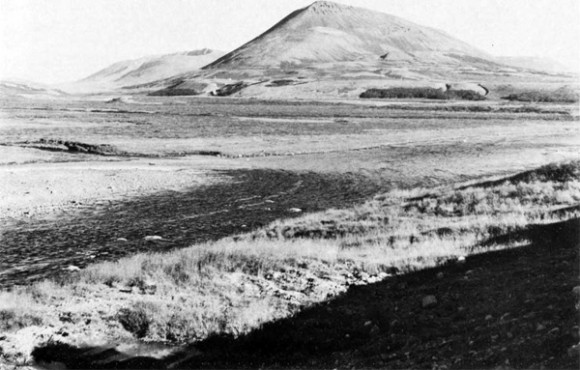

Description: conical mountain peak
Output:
[204,1,488,70]
[305,1,353,15]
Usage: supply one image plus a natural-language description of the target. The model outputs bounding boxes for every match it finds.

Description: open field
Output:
[0,95,579,368]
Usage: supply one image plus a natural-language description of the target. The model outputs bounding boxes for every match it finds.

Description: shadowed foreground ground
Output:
[32,218,580,369]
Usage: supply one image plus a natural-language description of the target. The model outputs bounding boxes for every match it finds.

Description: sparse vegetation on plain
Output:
[149,88,201,96]
[502,88,579,103]
[1,161,578,365]
[360,87,486,100]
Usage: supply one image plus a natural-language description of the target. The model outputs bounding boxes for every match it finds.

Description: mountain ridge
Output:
[78,48,225,87]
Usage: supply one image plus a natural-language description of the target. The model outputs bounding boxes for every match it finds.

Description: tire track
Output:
[0,169,386,287]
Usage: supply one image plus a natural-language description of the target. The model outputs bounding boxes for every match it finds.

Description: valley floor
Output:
[0,95,579,368]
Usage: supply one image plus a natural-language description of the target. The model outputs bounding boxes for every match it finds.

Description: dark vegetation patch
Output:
[211,82,248,97]
[502,89,579,103]
[266,79,295,87]
[116,305,151,338]
[265,79,309,87]
[149,89,202,96]
[360,87,486,101]
[5,140,225,158]
[12,138,125,156]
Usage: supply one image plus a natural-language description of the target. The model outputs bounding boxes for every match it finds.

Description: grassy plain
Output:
[0,94,579,367]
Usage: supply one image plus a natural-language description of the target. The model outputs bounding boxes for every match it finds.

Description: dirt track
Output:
[0,169,383,287]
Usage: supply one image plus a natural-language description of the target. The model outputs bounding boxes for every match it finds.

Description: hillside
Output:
[205,1,491,70]
[0,80,66,98]
[498,56,576,74]
[66,48,224,92]
[149,1,572,98]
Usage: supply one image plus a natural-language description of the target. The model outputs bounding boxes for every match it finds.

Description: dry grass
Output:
[1,161,579,362]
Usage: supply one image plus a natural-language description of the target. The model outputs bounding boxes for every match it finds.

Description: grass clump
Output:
[360,87,486,101]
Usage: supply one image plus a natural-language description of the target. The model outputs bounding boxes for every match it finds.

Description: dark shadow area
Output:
[1,168,385,287]
[32,218,580,369]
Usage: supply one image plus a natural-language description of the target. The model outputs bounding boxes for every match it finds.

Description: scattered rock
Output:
[548,327,560,336]
[117,307,150,338]
[118,285,133,293]
[141,280,157,295]
[568,343,580,358]
[117,237,128,242]
[288,208,302,213]
[457,256,466,264]
[422,295,438,309]
[64,265,80,272]
[485,315,493,321]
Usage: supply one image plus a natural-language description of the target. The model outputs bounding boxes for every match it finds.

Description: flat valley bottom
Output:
[0,96,579,369]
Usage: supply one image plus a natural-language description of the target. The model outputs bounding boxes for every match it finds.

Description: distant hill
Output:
[204,1,492,70]
[68,48,225,92]
[37,1,575,98]
[0,79,66,98]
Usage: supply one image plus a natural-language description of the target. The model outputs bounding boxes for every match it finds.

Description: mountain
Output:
[70,48,225,91]
[205,1,491,70]
[0,79,66,98]
[56,1,572,98]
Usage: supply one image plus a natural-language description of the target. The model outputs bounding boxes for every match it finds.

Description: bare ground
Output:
[0,169,383,287]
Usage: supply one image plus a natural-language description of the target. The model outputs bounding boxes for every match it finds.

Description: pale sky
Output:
[1,0,579,84]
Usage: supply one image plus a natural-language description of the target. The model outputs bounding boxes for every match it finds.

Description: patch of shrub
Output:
[360,87,485,100]
[446,89,487,101]
[266,79,295,87]
[149,88,201,96]
[212,82,248,97]
[502,90,579,103]
[117,306,150,338]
